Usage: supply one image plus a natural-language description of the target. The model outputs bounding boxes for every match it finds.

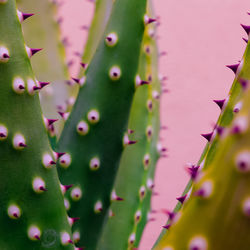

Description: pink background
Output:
[59,0,250,248]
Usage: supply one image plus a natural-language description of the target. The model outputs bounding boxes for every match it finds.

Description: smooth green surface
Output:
[0,1,73,249]
[57,0,147,249]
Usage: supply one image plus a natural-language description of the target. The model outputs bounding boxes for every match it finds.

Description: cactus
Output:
[79,0,113,72]
[97,1,161,249]
[154,76,250,249]
[4,0,250,249]
[56,0,148,248]
[72,0,113,105]
[0,0,74,249]
[17,0,72,143]
[154,23,250,247]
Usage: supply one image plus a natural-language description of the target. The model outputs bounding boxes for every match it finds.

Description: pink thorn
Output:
[106,36,112,42]
[71,77,80,84]
[201,132,213,142]
[33,86,41,91]
[163,224,171,229]
[128,140,137,145]
[243,37,248,43]
[39,186,47,191]
[58,112,64,118]
[116,196,124,201]
[22,13,34,21]
[56,152,66,158]
[141,80,150,85]
[80,62,87,69]
[213,99,225,110]
[34,235,40,240]
[226,63,239,74]
[64,184,73,191]
[30,48,42,56]
[241,24,250,35]
[19,85,25,90]
[39,82,50,88]
[147,18,156,24]
[47,119,58,126]
[72,217,80,223]
[176,194,187,204]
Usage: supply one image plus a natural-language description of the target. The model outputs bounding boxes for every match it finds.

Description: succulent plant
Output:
[97,1,161,249]
[154,78,250,249]
[17,0,74,147]
[0,0,74,248]
[3,0,249,249]
[56,0,148,248]
[79,0,113,72]
[154,19,250,250]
